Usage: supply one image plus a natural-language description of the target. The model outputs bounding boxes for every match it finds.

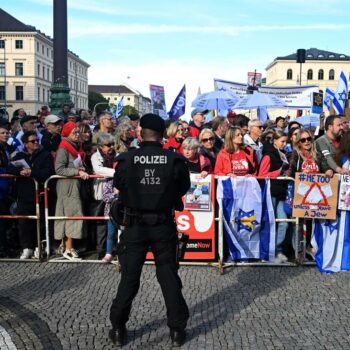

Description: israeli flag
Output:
[116,96,124,118]
[333,71,348,115]
[217,177,276,261]
[168,85,186,120]
[324,88,335,111]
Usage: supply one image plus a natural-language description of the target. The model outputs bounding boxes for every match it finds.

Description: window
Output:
[47,48,49,56]
[42,45,44,54]
[0,63,4,76]
[0,40,5,49]
[43,66,45,79]
[38,87,40,101]
[287,69,293,80]
[47,68,50,80]
[318,69,324,80]
[38,64,40,77]
[43,88,45,102]
[15,62,23,76]
[16,86,24,101]
[37,42,39,51]
[47,89,50,102]
[0,86,5,100]
[329,69,335,80]
[15,40,23,49]
[307,69,313,80]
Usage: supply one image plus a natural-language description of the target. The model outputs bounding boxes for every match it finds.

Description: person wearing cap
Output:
[189,108,208,138]
[128,113,140,138]
[11,115,42,153]
[41,115,63,156]
[109,113,190,347]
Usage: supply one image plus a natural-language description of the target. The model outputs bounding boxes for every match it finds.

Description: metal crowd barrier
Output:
[215,176,302,274]
[44,174,111,260]
[0,174,41,261]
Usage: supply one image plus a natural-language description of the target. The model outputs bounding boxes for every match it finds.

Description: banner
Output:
[312,92,323,114]
[216,177,276,261]
[168,84,186,120]
[146,174,216,261]
[292,172,339,219]
[149,84,167,119]
[214,78,319,109]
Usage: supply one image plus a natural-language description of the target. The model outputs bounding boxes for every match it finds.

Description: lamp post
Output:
[93,101,109,114]
[0,37,6,116]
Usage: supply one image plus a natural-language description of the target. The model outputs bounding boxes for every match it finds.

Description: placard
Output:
[292,172,339,219]
[184,174,211,211]
[338,175,350,211]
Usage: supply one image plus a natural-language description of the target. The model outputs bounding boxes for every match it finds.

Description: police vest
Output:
[120,146,183,212]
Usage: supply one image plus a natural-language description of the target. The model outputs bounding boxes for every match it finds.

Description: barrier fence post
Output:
[0,174,41,261]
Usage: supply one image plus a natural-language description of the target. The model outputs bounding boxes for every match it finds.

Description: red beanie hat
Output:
[61,121,77,137]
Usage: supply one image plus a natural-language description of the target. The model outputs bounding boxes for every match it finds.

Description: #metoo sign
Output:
[292,172,339,219]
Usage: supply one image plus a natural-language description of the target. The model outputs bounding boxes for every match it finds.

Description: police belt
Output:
[128,208,174,226]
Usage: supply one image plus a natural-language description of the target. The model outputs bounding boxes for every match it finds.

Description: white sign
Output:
[214,78,319,109]
[338,175,350,211]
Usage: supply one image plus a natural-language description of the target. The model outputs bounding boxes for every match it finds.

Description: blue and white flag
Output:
[312,159,350,273]
[323,87,335,111]
[257,106,269,123]
[311,212,350,273]
[168,85,186,120]
[115,96,124,118]
[217,177,276,261]
[333,71,348,115]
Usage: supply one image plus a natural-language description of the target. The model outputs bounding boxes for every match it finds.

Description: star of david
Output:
[324,220,338,235]
[337,90,347,103]
[218,87,226,91]
[234,209,259,232]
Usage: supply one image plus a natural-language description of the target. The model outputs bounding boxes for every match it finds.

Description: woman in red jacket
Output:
[163,121,184,154]
[214,126,257,176]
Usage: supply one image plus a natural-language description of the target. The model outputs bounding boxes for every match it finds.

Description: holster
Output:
[176,232,189,267]
[110,200,131,227]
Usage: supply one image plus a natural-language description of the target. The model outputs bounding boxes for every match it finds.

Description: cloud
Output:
[88,59,259,119]
[69,22,350,38]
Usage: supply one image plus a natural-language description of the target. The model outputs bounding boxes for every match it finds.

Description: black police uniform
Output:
[109,136,190,339]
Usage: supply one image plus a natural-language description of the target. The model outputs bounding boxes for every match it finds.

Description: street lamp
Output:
[93,101,109,114]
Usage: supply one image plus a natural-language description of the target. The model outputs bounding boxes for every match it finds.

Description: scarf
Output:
[59,138,86,162]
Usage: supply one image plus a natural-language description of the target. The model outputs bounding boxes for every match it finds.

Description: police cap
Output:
[140,113,165,133]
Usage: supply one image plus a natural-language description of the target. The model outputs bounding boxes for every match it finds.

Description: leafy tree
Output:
[120,105,139,117]
[88,92,109,114]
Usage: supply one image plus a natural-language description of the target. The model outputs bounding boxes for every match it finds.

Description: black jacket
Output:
[8,146,54,202]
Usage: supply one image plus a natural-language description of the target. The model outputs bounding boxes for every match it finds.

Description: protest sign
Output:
[292,172,339,219]
[338,175,350,211]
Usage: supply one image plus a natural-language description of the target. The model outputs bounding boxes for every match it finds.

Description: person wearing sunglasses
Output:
[199,128,220,170]
[91,133,118,261]
[244,119,264,162]
[289,129,333,262]
[163,121,185,154]
[181,120,190,138]
[214,126,257,176]
[11,115,42,153]
[8,130,54,259]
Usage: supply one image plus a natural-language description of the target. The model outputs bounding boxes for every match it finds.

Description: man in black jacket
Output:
[9,131,54,259]
[109,113,190,347]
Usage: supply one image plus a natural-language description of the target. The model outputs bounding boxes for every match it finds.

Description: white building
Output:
[0,8,89,118]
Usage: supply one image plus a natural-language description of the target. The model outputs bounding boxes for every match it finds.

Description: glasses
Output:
[202,137,214,143]
[27,139,39,144]
[299,137,312,143]
[183,127,190,131]
[103,143,115,148]
[177,128,184,132]
[254,125,264,129]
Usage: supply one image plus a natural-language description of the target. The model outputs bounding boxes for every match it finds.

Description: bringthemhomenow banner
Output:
[214,78,319,109]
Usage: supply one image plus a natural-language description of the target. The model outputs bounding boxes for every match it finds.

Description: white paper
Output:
[10,159,30,169]
[73,154,82,169]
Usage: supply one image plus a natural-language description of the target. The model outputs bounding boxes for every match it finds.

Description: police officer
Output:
[109,113,190,347]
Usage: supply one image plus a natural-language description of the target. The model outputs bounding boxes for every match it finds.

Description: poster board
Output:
[292,172,339,219]
[338,175,350,211]
[147,174,216,261]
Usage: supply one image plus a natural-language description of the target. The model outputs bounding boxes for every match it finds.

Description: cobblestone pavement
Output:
[1,262,350,350]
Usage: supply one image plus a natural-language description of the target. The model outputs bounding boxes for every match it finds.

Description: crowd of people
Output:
[0,104,350,263]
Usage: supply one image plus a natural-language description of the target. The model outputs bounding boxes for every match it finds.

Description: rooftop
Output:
[276,48,350,61]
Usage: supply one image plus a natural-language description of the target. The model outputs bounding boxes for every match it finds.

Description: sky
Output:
[2,0,350,117]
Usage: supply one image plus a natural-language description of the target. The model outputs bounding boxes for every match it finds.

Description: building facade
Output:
[89,84,152,116]
[266,48,350,92]
[0,8,89,118]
